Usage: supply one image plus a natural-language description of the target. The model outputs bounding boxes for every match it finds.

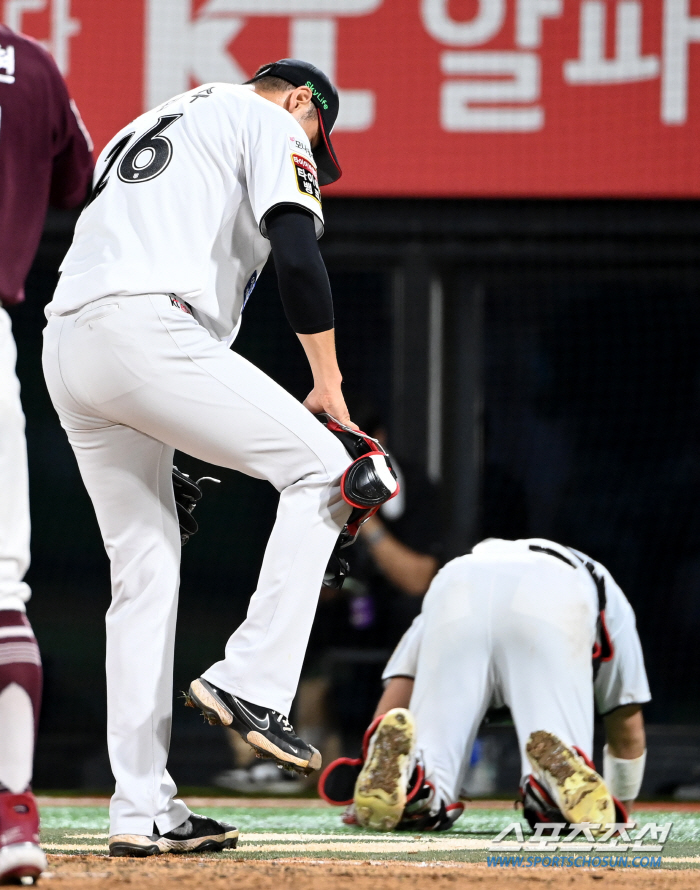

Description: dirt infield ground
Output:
[43,856,700,890]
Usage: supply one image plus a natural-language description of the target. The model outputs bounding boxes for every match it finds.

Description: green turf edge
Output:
[39,805,700,869]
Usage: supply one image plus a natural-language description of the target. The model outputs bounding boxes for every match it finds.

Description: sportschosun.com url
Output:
[487,854,662,869]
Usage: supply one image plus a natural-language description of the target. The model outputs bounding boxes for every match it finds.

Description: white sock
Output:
[0,683,34,793]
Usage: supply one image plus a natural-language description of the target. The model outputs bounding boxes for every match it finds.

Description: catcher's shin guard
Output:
[317,414,399,588]
[318,414,398,526]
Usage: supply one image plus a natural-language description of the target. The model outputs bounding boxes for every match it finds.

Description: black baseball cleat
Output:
[109,813,238,857]
[185,677,322,775]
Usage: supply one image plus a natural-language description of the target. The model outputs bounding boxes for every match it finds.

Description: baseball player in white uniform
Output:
[42,60,357,856]
[320,538,650,832]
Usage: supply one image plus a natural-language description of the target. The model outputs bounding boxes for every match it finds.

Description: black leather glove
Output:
[172,466,219,546]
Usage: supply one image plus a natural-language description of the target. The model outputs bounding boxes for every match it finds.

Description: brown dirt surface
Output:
[44,855,699,890]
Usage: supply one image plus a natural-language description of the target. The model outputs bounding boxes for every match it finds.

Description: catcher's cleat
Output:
[109,814,238,857]
[526,731,615,832]
[0,792,46,886]
[354,708,416,831]
[186,678,322,775]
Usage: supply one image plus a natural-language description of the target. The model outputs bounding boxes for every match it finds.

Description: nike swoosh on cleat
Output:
[234,699,270,731]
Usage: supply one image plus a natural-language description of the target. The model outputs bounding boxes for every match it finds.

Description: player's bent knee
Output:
[327,431,356,476]
[307,437,355,488]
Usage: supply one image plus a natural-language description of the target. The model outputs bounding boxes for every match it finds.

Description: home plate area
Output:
[37,798,700,889]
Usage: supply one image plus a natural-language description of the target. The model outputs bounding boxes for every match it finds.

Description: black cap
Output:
[247,59,342,186]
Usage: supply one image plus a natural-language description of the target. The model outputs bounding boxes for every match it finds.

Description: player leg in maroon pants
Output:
[0,611,45,884]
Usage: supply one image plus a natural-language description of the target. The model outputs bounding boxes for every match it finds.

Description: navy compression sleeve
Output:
[265,205,334,335]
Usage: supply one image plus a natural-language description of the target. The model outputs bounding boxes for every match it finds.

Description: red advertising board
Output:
[5,0,700,196]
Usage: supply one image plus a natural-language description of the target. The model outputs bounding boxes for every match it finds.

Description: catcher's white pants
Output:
[0,308,32,612]
[410,546,598,806]
[42,293,351,835]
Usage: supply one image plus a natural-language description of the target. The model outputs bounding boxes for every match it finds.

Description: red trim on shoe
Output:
[362,714,385,760]
[572,746,596,771]
[406,763,425,804]
[527,775,557,809]
[317,757,363,807]
[523,775,556,825]
[446,802,465,819]
[0,791,40,846]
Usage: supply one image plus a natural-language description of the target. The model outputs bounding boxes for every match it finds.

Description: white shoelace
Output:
[273,711,294,734]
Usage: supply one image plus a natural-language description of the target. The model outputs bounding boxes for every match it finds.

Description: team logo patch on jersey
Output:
[169,295,192,315]
[292,153,321,204]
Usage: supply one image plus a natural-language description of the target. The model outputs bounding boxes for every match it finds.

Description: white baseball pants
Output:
[0,308,32,613]
[42,293,351,835]
[410,547,598,806]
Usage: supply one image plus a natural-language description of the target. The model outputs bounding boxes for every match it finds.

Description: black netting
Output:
[482,270,700,722]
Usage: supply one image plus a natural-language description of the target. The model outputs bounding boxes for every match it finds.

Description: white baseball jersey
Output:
[46,83,323,345]
[381,538,651,804]
[384,539,650,713]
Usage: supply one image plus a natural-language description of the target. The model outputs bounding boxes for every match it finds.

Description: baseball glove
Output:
[172,466,220,546]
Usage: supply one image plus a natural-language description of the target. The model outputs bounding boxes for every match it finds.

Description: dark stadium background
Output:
[12,198,700,793]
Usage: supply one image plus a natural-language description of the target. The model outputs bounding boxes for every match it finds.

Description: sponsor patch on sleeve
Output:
[288,134,314,160]
[292,153,321,204]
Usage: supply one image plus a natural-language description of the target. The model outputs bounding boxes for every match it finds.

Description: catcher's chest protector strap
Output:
[581,559,614,677]
[528,544,614,677]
